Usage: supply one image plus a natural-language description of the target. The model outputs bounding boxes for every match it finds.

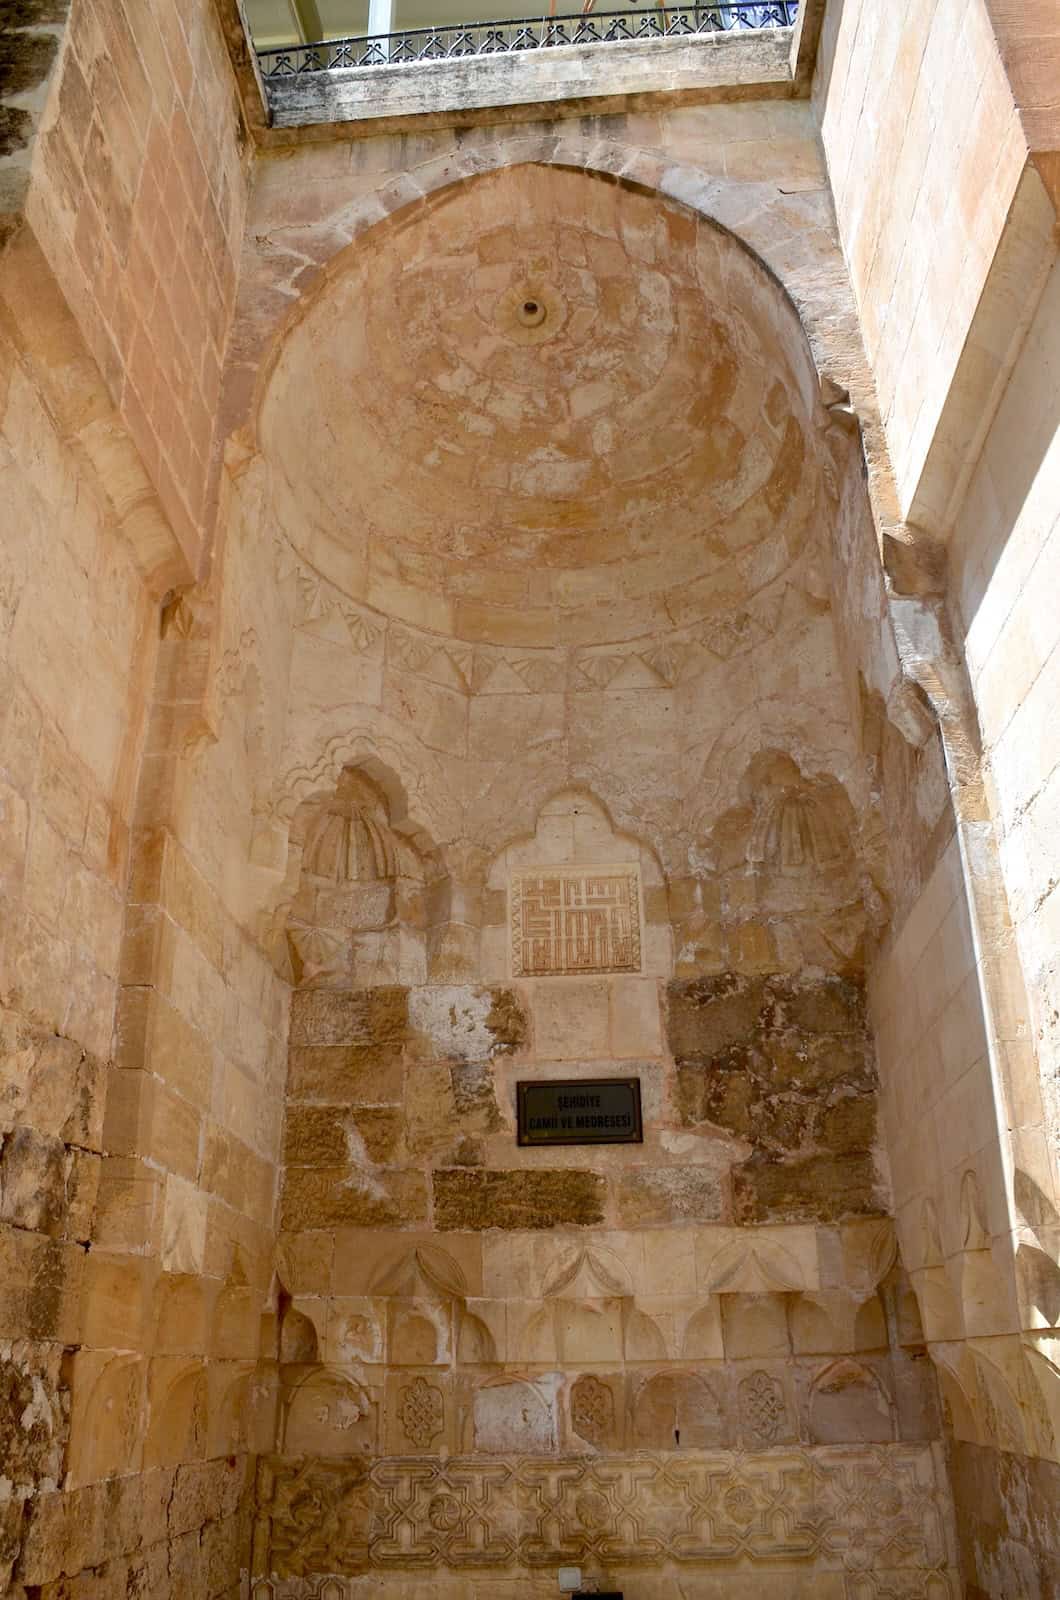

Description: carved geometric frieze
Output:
[511,865,642,977]
[256,1445,958,1582]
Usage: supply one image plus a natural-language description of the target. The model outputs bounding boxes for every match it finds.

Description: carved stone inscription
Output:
[511,866,641,976]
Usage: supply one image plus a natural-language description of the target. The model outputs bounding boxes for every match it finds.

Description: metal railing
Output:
[256,4,798,77]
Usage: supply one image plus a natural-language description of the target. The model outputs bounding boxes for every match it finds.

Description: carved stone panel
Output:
[738,1368,791,1447]
[511,866,641,976]
[569,1375,617,1449]
[255,1444,959,1584]
[395,1377,444,1450]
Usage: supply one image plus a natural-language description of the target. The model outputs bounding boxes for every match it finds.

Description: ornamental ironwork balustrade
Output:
[256,4,798,78]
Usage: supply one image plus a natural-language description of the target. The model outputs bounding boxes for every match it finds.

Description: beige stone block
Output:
[153,1273,212,1358]
[213,1281,264,1361]
[531,979,609,1060]
[81,1251,156,1352]
[720,1293,791,1358]
[281,1166,428,1231]
[277,1229,336,1296]
[23,811,68,928]
[384,667,468,756]
[161,1172,209,1274]
[637,1227,696,1295]
[616,1166,724,1227]
[93,1154,164,1254]
[677,1294,725,1359]
[332,1228,484,1299]
[102,1070,201,1182]
[482,1231,536,1299]
[115,985,214,1105]
[609,977,663,1057]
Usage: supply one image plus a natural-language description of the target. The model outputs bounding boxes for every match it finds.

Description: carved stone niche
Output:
[472,1376,555,1454]
[806,1357,895,1444]
[631,1370,730,1450]
[282,1367,378,1456]
[284,768,431,988]
[690,749,882,974]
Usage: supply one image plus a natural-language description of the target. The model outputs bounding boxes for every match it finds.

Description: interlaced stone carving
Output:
[570,1376,614,1447]
[740,1369,787,1444]
[396,1378,444,1450]
[256,1445,958,1583]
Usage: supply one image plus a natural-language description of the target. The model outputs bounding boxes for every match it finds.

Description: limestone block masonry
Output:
[0,0,1057,1596]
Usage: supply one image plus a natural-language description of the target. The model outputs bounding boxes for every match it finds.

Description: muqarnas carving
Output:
[679,750,888,977]
[511,865,642,977]
[282,768,431,988]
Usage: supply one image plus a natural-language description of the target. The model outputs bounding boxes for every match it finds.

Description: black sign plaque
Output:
[517,1077,643,1147]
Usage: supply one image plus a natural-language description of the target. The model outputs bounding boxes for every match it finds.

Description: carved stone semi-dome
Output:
[259,164,825,648]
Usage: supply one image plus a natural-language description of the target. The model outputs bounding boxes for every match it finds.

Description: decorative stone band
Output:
[255,1444,958,1588]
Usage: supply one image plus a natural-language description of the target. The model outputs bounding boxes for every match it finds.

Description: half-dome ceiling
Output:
[260,165,825,646]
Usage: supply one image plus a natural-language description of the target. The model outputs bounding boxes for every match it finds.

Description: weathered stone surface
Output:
[814,1095,876,1153]
[289,987,409,1050]
[286,1045,404,1104]
[433,1170,606,1231]
[950,1439,1060,1600]
[0,1128,67,1234]
[615,1166,725,1226]
[0,1344,66,1494]
[484,988,529,1054]
[667,975,878,1178]
[733,1154,884,1223]
[281,1168,428,1230]
[284,1105,351,1167]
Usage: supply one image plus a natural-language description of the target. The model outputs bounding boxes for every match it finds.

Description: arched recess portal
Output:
[248,158,871,885]
[257,161,833,653]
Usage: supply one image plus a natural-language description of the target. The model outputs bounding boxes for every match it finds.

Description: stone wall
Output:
[22,0,251,569]
[0,218,155,1589]
[0,0,71,226]
[0,0,260,1592]
[816,0,1029,517]
[950,253,1060,1191]
[253,746,953,1590]
[1,3,1058,1594]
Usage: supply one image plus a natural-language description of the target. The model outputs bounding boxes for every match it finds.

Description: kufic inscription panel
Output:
[511,865,642,977]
